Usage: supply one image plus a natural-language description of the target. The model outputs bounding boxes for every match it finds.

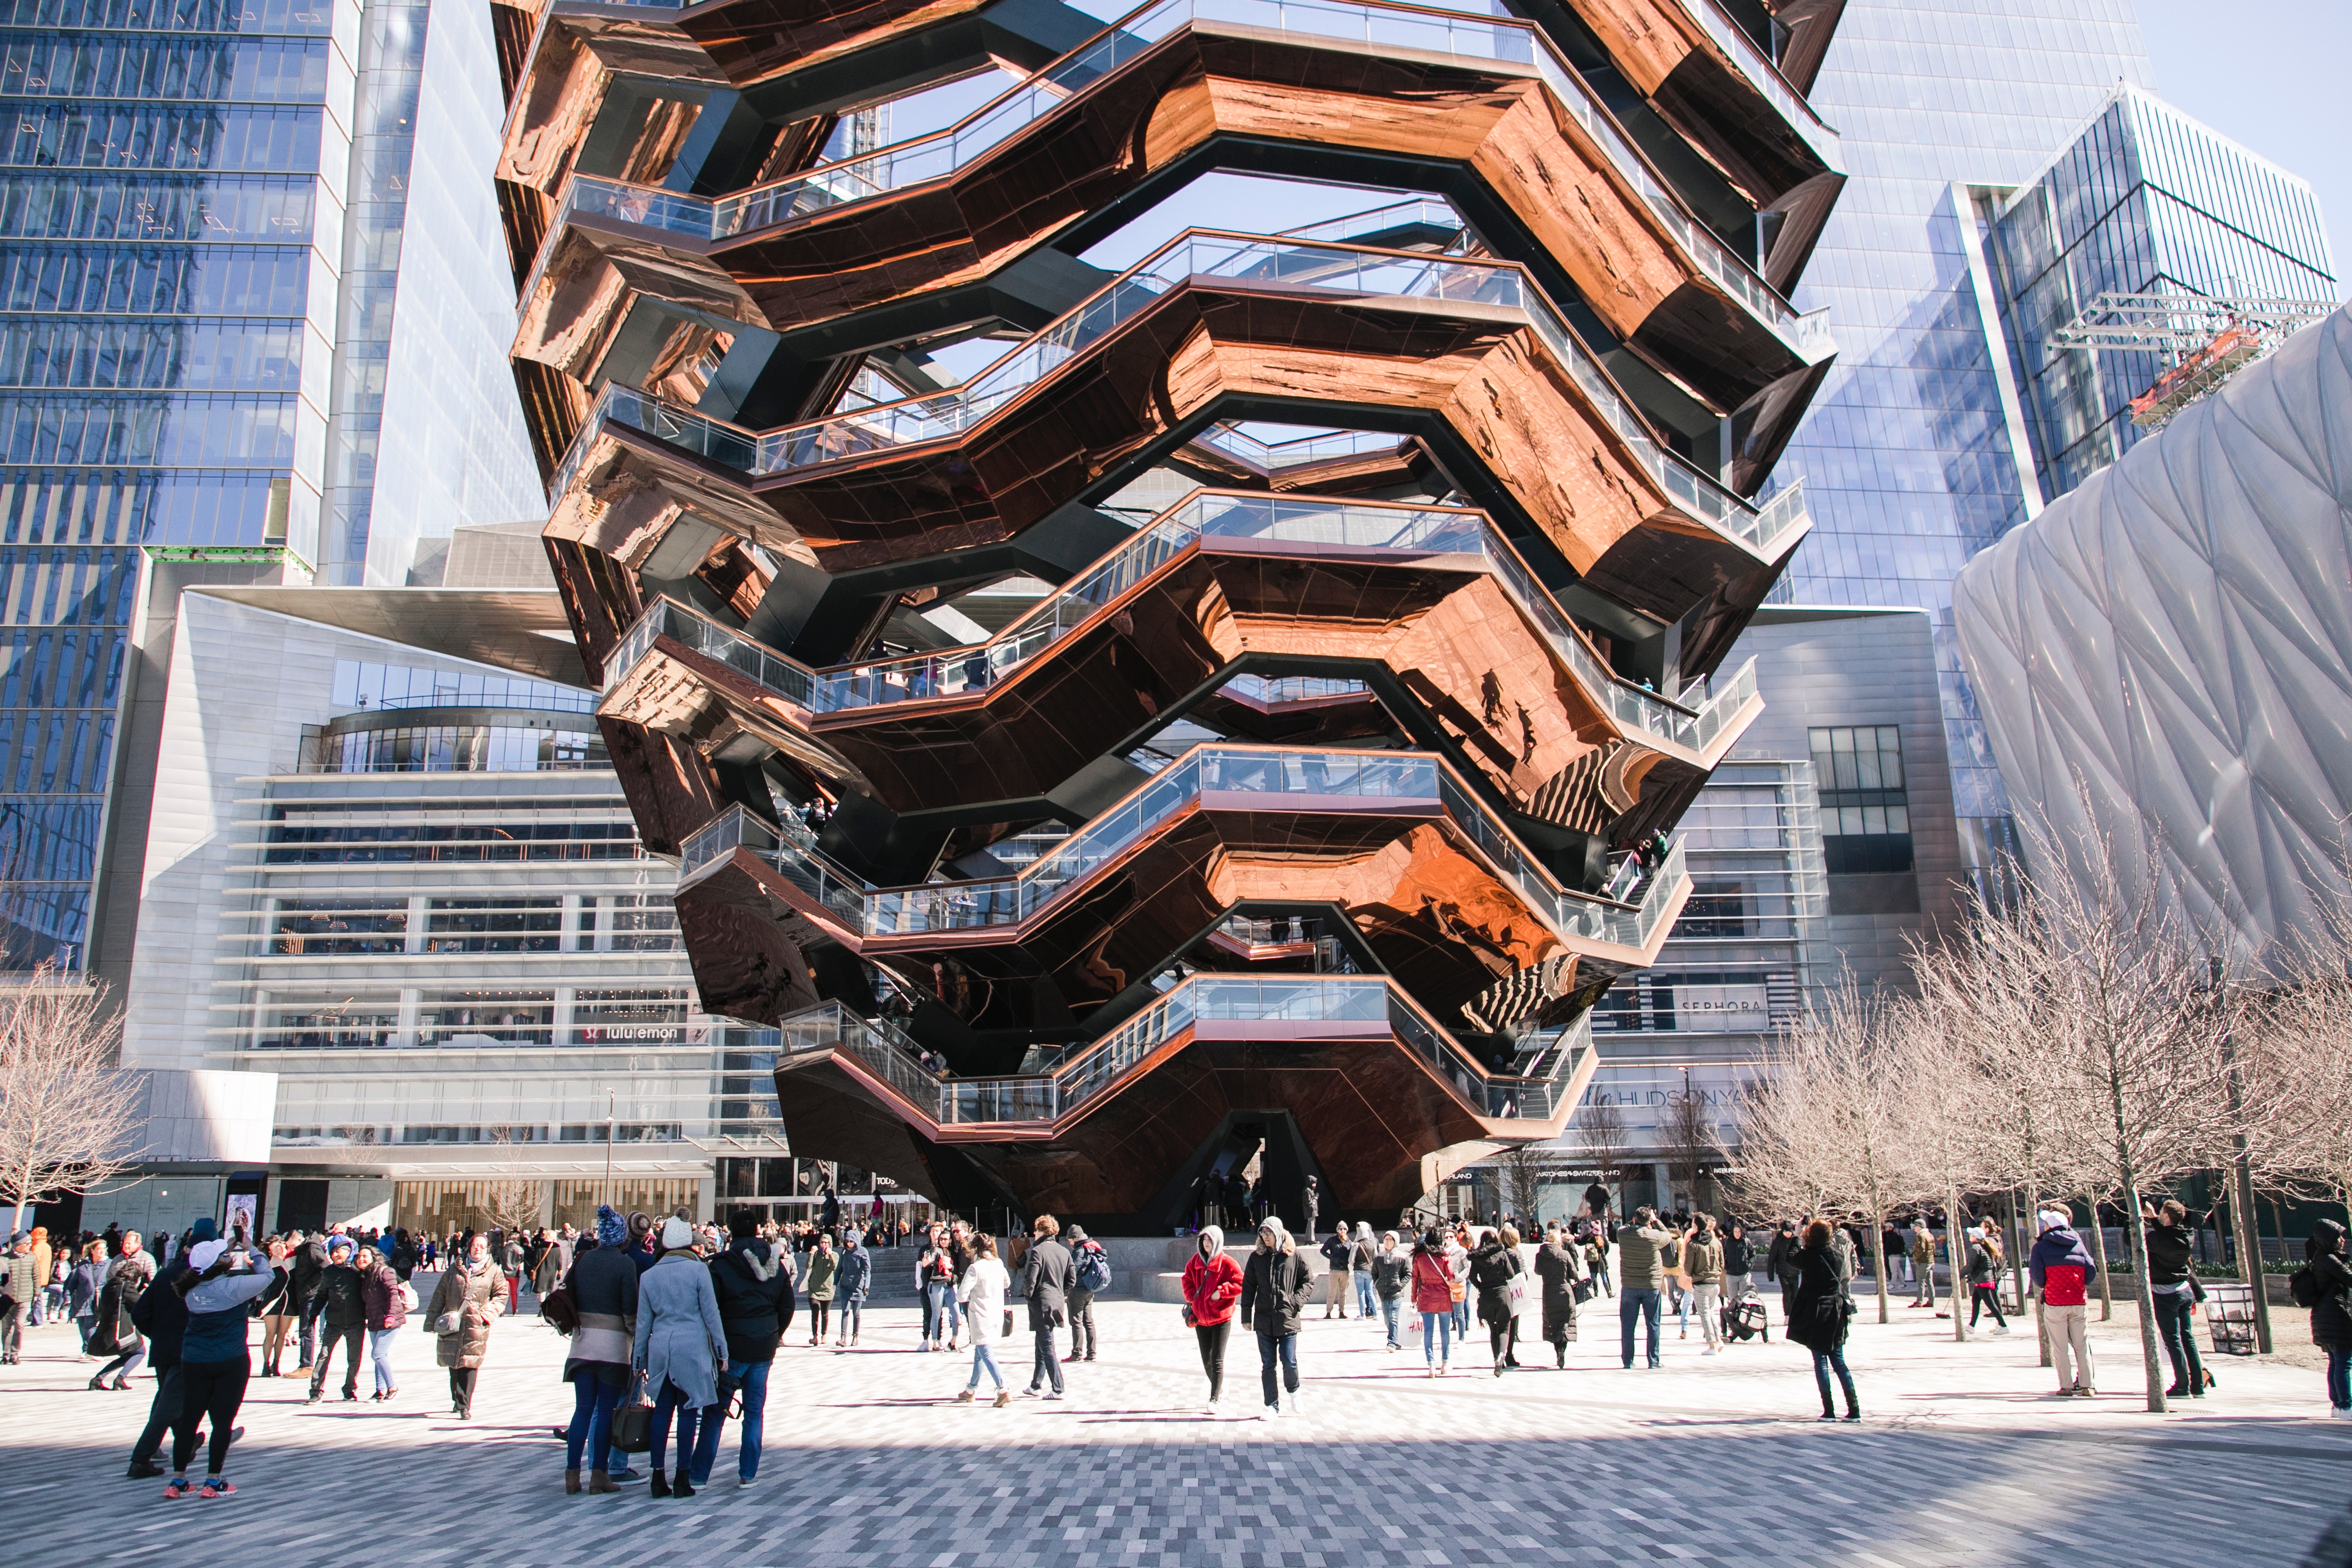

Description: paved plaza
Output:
[5,1292,2347,1566]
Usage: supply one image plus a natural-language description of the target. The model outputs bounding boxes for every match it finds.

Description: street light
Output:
[600,1086,617,1212]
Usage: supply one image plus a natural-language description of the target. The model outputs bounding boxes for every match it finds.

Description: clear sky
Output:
[2137,0,2352,297]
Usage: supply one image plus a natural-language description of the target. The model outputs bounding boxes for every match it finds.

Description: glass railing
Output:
[775,973,1583,1126]
[1668,0,1839,162]
[534,0,1822,359]
[603,489,1764,758]
[1278,197,1476,252]
[550,229,1806,557]
[681,740,1688,957]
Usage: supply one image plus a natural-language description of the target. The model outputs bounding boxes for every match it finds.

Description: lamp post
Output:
[600,1086,617,1212]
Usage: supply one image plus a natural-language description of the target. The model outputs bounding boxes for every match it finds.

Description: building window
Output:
[268,898,406,954]
[1809,725,1914,876]
[424,897,562,952]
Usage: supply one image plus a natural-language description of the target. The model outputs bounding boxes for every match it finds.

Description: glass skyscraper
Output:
[1766,0,2332,890]
[0,0,539,972]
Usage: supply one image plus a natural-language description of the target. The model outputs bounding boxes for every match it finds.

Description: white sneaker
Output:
[1993,1326,2012,1336]
[1202,1400,1217,1415]
[2330,1406,2352,1420]
[1701,1347,1718,1356]
[1286,1392,1303,1419]
[1258,1407,1276,1421]
[1044,1391,1065,1402]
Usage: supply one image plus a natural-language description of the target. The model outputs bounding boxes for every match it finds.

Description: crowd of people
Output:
[6,1187,2348,1498]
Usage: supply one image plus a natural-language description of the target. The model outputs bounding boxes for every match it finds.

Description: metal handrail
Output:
[602,488,1767,759]
[547,228,1811,560]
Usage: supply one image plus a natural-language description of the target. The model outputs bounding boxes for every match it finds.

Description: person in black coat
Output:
[1021,1214,1075,1399]
[123,1245,195,1478]
[1238,1217,1314,1418]
[2144,1200,2204,1398]
[2306,1217,2352,1417]
[287,1233,328,1371]
[702,1213,795,1487]
[1469,1226,1527,1374]
[1765,1220,1802,1321]
[1787,1219,1858,1421]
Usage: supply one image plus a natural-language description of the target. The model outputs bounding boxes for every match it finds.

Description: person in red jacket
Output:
[2028,1210,2099,1397]
[1181,1225,1244,1416]
[1410,1227,1459,1376]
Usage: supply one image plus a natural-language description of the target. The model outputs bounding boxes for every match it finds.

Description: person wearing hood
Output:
[1020,1213,1074,1399]
[1370,1230,1412,1351]
[1533,1222,1589,1367]
[1348,1223,1380,1321]
[1238,1217,1312,1418]
[2305,1217,2352,1419]
[1181,1225,1244,1413]
[163,1236,285,1498]
[633,1216,729,1498]
[802,1232,837,1344]
[833,1229,871,1348]
[1065,1225,1107,1363]
[2028,1209,2098,1397]
[562,1206,642,1495]
[427,1233,503,1418]
[306,1235,368,1404]
[1469,1225,1528,1375]
[701,1212,795,1487]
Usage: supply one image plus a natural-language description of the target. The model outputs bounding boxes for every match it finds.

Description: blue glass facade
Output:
[1768,0,2156,876]
[1985,87,2335,501]
[0,0,536,970]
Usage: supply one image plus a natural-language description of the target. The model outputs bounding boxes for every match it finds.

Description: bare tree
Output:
[1727,975,1905,1323]
[1662,1078,1715,1215]
[479,1129,545,1243]
[2250,920,2352,1222]
[1580,1093,1629,1219]
[0,969,141,1231]
[1960,820,2257,1412]
[1494,1142,1550,1230]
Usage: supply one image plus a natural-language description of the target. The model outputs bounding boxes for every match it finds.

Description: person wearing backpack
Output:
[1066,1225,1109,1363]
[1787,1219,1859,1421]
[2029,1209,2098,1397]
[2298,1217,2352,1419]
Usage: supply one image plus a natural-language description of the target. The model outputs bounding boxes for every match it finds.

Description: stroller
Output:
[1723,1298,1769,1343]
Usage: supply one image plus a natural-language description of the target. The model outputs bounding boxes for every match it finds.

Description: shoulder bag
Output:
[609,1390,654,1453]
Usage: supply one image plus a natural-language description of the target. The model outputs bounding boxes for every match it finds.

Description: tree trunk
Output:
[1947,1186,1970,1342]
[1866,1180,1890,1325]
[2006,1188,2043,1366]
[2086,1197,2114,1321]
[2118,1163,2166,1414]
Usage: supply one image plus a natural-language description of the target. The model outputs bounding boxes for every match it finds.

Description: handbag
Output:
[1447,1273,1466,1304]
[610,1397,653,1453]
[1001,1308,1015,1339]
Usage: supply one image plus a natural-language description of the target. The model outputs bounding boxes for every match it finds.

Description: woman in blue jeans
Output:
[562,1207,641,1496]
[2306,1219,2352,1418]
[635,1217,728,1499]
[698,1213,796,1486]
[1787,1220,1859,1421]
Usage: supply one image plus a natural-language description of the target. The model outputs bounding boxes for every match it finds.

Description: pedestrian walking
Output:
[1786,1219,1859,1422]
[802,1232,837,1344]
[1533,1222,1587,1366]
[123,1231,196,1479]
[1469,1223,1527,1374]
[427,1233,502,1418]
[68,1238,108,1357]
[88,1235,153,1390]
[1066,1225,1108,1362]
[635,1217,727,1498]
[287,1230,327,1373]
[1617,1207,1673,1369]
[1410,1226,1457,1375]
[919,1224,961,1351]
[2303,1218,2352,1419]
[162,1237,284,1498]
[2144,1200,2205,1396]
[1686,1215,1726,1354]
[563,1207,641,1495]
[306,1235,367,1403]
[1182,1225,1244,1413]
[1021,1213,1074,1399]
[1965,1224,2011,1334]
[1909,1221,1937,1307]
[1238,1217,1311,1418]
[357,1244,408,1400]
[1722,1222,1756,1323]
[1,1233,37,1363]
[2029,1209,2098,1397]
[1348,1224,1379,1320]
[1446,1224,1473,1340]
[834,1230,870,1347]
[1371,1230,1410,1351]
[702,1212,794,1488]
[953,1234,1011,1405]
[1319,1226,1353,1319]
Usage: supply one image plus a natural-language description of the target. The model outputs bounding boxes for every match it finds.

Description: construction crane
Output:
[2048,289,2337,428]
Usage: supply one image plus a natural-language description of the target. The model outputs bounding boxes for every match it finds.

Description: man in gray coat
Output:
[1021,1214,1075,1399]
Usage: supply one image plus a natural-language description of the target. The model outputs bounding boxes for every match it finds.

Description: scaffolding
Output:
[2049,289,2337,428]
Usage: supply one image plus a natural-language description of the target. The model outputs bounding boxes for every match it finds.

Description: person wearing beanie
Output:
[306,1236,367,1405]
[2029,1209,2099,1397]
[163,1235,285,1498]
[834,1228,871,1348]
[634,1216,727,1498]
[562,1206,643,1494]
[427,1232,505,1418]
[1238,1217,1312,1418]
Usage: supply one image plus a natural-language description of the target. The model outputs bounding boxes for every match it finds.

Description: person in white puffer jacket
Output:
[953,1234,1012,1407]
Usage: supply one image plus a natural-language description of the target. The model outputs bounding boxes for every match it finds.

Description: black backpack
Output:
[2288,1264,2322,1309]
